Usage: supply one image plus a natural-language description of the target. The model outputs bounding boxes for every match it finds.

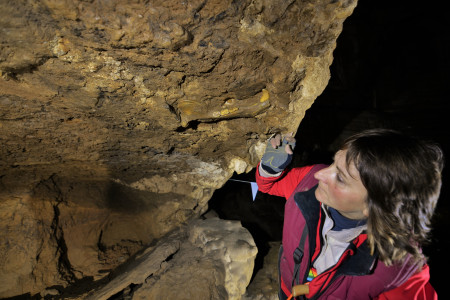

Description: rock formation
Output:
[0,0,357,298]
[79,218,257,300]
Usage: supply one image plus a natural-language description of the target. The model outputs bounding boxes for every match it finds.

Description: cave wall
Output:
[0,0,357,298]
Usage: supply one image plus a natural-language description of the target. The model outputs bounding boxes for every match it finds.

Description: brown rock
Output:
[83,218,256,300]
[0,0,357,297]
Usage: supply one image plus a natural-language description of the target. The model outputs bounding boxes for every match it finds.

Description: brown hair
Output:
[342,129,444,266]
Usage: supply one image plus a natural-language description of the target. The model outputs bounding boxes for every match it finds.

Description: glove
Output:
[261,133,296,174]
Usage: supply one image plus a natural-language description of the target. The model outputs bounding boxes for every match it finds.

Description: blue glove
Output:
[261,133,296,174]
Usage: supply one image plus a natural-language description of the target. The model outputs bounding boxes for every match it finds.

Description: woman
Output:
[256,129,443,299]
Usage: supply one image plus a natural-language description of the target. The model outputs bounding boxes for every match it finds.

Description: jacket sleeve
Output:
[375,264,437,300]
[343,257,429,300]
[255,163,315,200]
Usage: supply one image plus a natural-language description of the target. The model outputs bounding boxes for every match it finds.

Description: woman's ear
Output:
[363,206,369,218]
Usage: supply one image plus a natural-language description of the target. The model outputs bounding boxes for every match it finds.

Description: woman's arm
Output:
[256,163,315,200]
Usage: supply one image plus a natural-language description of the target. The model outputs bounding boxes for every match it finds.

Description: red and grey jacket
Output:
[256,164,434,299]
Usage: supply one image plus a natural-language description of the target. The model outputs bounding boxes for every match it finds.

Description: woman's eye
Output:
[336,173,344,183]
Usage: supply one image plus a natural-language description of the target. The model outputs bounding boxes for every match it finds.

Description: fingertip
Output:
[270,139,277,148]
[274,134,282,146]
[284,133,295,143]
[285,144,293,155]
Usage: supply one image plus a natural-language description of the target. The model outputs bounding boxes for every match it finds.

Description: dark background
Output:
[209,0,450,298]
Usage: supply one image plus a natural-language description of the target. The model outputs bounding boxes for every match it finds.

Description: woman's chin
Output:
[315,188,324,203]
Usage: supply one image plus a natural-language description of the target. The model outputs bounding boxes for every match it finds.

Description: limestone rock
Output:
[243,241,281,300]
[0,191,66,297]
[0,0,357,297]
[188,218,258,300]
[83,218,257,300]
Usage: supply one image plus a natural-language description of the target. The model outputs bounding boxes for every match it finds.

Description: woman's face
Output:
[314,149,369,220]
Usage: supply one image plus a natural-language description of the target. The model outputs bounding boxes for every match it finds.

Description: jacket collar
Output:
[294,186,378,276]
[294,185,321,227]
[337,240,378,276]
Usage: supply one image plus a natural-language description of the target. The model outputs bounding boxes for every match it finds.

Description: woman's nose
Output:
[314,167,330,183]
[314,168,325,181]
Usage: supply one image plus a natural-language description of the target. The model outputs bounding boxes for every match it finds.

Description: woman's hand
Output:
[261,132,296,173]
